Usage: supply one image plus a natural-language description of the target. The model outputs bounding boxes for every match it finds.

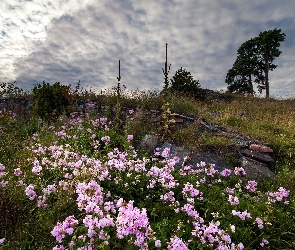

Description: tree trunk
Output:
[248,74,254,96]
[264,59,269,98]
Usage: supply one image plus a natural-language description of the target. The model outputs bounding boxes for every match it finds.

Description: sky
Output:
[1,0,295,98]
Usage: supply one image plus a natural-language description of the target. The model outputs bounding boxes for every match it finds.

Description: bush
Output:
[31,82,75,123]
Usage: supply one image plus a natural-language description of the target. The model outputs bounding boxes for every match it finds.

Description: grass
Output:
[0,87,295,249]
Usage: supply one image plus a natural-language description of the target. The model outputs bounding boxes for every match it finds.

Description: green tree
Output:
[226,29,285,97]
[169,67,200,96]
[226,39,261,96]
[256,29,286,97]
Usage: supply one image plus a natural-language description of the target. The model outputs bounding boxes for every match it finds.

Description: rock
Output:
[240,149,274,163]
[195,119,220,134]
[160,142,191,169]
[249,144,273,153]
[138,135,159,154]
[159,142,230,171]
[239,156,275,181]
[188,151,230,172]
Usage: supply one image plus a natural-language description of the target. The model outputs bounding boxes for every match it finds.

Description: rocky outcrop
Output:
[137,110,276,182]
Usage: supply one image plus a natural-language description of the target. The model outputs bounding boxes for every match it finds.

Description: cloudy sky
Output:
[1,0,295,97]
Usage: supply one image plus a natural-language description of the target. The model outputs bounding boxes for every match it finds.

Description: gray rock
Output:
[159,142,230,171]
[138,135,159,154]
[160,142,191,169]
[189,151,230,172]
[239,156,275,181]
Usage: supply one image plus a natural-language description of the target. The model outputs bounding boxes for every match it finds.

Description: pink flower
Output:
[232,210,251,220]
[228,195,240,205]
[220,168,232,177]
[0,163,5,171]
[234,167,246,176]
[116,200,154,248]
[225,187,235,195]
[266,187,290,203]
[14,168,22,176]
[260,239,269,247]
[1,180,8,187]
[51,216,78,243]
[101,136,110,144]
[155,239,161,247]
[32,159,42,174]
[255,217,264,229]
[161,147,170,158]
[127,135,133,142]
[245,180,257,192]
[25,184,37,200]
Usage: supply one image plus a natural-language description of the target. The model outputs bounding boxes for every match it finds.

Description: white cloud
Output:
[0,0,95,81]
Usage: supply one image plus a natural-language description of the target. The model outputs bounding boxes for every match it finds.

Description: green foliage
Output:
[0,82,25,98]
[226,28,285,97]
[31,82,75,123]
[169,67,201,97]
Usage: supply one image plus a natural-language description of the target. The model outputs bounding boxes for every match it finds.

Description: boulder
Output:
[239,156,275,181]
[160,142,191,169]
[138,135,159,154]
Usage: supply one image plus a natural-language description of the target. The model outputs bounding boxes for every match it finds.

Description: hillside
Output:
[0,86,295,249]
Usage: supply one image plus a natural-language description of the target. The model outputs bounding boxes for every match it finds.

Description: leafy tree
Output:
[169,67,201,96]
[226,39,261,96]
[226,29,285,97]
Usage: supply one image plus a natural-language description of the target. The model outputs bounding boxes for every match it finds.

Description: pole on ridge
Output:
[162,43,171,93]
[117,60,121,98]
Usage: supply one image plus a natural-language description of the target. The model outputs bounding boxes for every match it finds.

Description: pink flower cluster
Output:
[182,182,203,201]
[25,184,36,200]
[76,180,105,215]
[146,165,178,189]
[83,214,114,241]
[255,217,264,229]
[245,180,257,193]
[116,200,156,249]
[228,195,240,206]
[266,187,290,204]
[234,167,246,176]
[167,235,188,250]
[51,215,78,243]
[220,168,232,177]
[232,210,252,220]
[0,163,8,187]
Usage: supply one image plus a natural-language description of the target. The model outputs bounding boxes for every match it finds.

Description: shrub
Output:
[31,82,75,123]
